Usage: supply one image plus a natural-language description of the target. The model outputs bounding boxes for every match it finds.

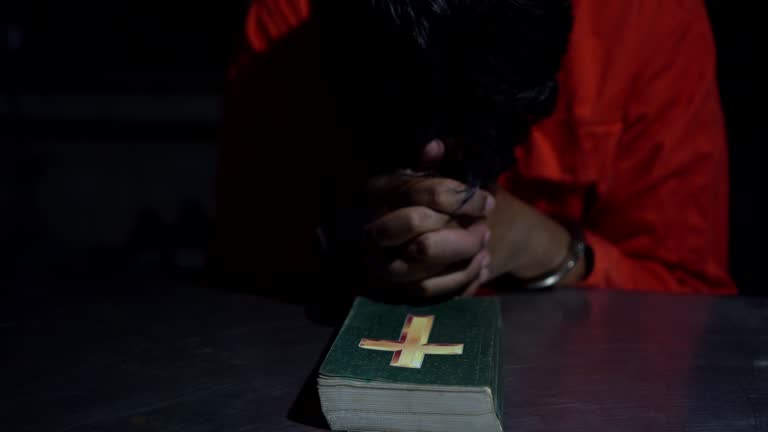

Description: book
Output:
[317,296,503,432]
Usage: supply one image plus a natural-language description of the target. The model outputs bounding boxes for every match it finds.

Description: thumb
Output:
[418,139,445,171]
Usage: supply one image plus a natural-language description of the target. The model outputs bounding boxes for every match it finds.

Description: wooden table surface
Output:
[3,278,767,431]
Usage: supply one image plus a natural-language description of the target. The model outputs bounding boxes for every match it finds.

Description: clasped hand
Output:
[363,140,495,297]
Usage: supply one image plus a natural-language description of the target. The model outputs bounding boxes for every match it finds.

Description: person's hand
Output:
[418,140,586,288]
[363,138,586,298]
[365,172,496,297]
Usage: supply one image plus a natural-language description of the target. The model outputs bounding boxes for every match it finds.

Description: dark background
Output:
[1,0,764,293]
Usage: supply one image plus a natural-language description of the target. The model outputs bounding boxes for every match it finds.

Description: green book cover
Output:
[319,296,503,420]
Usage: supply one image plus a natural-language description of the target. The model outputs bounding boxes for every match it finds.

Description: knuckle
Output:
[433,187,455,210]
[423,184,442,209]
[468,194,486,215]
[458,191,483,215]
[417,279,436,296]
[414,179,462,211]
[406,207,432,232]
[386,260,409,278]
[431,180,466,211]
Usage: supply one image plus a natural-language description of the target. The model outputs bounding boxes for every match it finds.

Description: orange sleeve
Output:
[244,0,310,53]
[580,1,735,294]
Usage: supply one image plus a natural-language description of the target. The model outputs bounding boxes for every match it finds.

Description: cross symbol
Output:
[359,314,464,369]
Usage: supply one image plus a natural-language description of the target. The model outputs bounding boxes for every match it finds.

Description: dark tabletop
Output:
[3,278,768,432]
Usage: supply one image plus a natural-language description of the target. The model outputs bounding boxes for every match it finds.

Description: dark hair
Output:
[315,0,573,188]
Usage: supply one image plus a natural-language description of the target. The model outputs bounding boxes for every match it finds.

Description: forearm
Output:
[485,189,732,293]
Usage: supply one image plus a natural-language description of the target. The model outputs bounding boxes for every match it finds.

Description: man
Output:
[216,0,735,296]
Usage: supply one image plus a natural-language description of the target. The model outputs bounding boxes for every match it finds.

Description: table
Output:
[3,279,767,431]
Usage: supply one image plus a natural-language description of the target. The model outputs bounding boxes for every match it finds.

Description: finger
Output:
[406,178,495,217]
[420,251,491,297]
[462,267,491,297]
[408,223,490,264]
[367,173,494,217]
[384,258,444,283]
[379,222,488,282]
[366,206,451,247]
[367,171,429,199]
[383,244,490,286]
[420,139,445,169]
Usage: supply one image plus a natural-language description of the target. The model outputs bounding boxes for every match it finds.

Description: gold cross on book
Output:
[359,314,464,369]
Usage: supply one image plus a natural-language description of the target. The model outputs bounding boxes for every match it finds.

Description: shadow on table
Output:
[285,323,343,430]
[212,272,356,328]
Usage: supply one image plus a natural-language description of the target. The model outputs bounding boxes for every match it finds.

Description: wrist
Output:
[485,190,558,278]
[513,219,571,279]
[515,222,592,289]
[485,190,591,287]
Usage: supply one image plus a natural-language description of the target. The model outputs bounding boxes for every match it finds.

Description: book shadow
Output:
[286,324,343,430]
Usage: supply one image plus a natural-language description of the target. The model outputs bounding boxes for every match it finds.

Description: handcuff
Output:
[512,223,594,290]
